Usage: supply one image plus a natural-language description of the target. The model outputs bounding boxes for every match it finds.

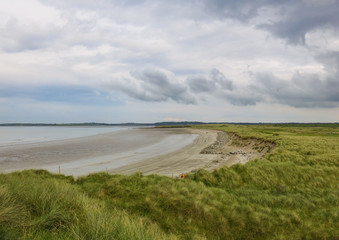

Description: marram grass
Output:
[0,124,338,239]
[0,170,177,240]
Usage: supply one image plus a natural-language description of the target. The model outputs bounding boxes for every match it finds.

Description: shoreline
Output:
[0,128,202,177]
[0,127,267,177]
[112,129,267,177]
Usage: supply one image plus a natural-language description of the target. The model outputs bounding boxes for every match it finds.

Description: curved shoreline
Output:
[110,128,218,176]
[0,128,267,177]
[111,129,267,177]
[0,128,202,177]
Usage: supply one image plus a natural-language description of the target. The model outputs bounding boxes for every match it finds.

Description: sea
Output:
[0,126,129,147]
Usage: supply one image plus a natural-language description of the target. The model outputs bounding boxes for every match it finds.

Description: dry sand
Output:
[113,129,266,177]
[0,128,266,177]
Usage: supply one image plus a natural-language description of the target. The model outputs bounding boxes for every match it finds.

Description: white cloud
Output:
[0,0,338,122]
[0,0,64,26]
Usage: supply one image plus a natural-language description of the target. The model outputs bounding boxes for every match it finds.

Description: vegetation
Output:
[0,124,338,239]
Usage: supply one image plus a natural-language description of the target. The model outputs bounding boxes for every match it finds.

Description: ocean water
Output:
[0,126,128,147]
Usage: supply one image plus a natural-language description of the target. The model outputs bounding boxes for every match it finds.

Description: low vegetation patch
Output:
[0,124,338,239]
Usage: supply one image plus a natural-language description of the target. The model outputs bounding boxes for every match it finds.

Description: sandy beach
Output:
[0,127,265,177]
[113,129,268,177]
[0,128,207,177]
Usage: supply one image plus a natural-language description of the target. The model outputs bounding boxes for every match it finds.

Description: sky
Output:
[0,0,339,123]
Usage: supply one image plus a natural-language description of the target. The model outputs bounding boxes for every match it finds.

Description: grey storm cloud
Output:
[248,51,339,108]
[204,0,339,45]
[187,69,233,93]
[258,1,339,45]
[187,66,339,108]
[316,51,339,74]
[109,66,339,109]
[111,68,196,104]
[203,0,287,21]
[186,69,261,106]
[251,71,339,108]
[201,69,339,108]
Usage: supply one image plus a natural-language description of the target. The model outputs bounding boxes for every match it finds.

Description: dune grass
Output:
[0,170,177,240]
[0,124,338,239]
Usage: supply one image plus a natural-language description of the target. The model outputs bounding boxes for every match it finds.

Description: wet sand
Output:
[0,128,214,177]
[112,129,219,176]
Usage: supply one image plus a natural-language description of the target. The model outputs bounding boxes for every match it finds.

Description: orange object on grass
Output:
[180,174,185,179]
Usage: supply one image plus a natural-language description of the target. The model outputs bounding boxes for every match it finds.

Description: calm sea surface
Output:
[0,126,129,147]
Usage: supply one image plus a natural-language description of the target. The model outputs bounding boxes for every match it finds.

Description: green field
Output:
[1,124,338,239]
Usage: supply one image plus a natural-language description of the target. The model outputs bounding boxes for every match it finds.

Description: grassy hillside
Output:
[0,124,338,239]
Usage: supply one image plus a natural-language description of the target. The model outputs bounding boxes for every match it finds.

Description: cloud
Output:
[188,67,339,108]
[250,70,339,108]
[203,0,276,21]
[1,0,339,123]
[102,65,339,109]
[0,19,60,52]
[203,0,339,46]
[316,51,339,74]
[187,69,233,93]
[257,1,339,45]
[187,69,262,106]
[106,68,196,104]
[201,0,326,27]
[187,76,216,93]
[251,51,339,108]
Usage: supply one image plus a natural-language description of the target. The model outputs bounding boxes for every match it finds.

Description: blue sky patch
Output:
[0,85,121,106]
